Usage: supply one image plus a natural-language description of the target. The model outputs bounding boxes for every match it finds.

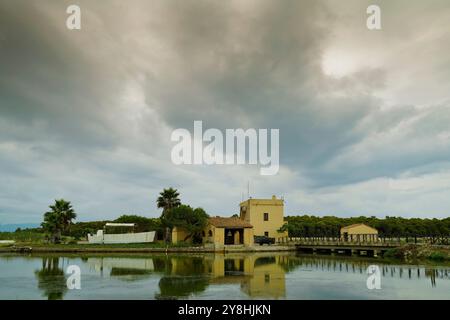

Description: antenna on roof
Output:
[247,181,250,199]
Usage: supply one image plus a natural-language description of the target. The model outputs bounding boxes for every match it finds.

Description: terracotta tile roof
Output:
[208,216,253,228]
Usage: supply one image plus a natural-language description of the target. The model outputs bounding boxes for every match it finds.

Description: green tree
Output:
[114,215,164,238]
[157,188,181,242]
[164,205,209,243]
[283,214,449,245]
[41,199,77,243]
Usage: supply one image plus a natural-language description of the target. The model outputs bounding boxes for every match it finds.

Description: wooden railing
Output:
[277,237,402,246]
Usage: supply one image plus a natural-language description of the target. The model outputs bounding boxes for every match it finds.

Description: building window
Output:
[208,230,213,237]
[265,274,270,283]
[264,212,269,221]
[264,232,269,237]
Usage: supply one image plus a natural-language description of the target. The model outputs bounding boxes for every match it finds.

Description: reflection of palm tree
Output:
[110,268,153,281]
[35,257,67,300]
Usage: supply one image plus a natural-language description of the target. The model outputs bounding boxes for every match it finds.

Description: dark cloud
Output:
[0,0,449,222]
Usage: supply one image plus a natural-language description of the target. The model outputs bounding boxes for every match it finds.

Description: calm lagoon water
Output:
[0,252,449,300]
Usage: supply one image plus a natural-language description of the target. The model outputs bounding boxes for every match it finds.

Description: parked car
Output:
[254,235,275,245]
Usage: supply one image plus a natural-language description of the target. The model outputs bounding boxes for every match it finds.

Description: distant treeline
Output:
[3,215,164,241]
[66,215,164,240]
[285,215,450,244]
[4,214,450,245]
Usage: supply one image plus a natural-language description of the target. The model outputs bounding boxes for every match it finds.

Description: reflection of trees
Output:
[153,256,173,273]
[35,257,67,300]
[254,257,276,267]
[277,254,450,288]
[156,275,209,299]
[425,269,437,287]
[278,256,304,273]
[155,257,209,299]
[110,268,153,281]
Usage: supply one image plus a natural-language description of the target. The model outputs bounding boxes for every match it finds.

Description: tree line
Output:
[284,215,450,244]
[39,188,208,243]
[37,191,449,245]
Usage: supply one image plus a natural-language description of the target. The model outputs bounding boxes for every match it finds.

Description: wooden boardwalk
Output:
[291,240,400,257]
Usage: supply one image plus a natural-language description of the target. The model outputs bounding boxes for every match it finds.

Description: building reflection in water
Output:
[205,254,286,299]
[85,253,450,299]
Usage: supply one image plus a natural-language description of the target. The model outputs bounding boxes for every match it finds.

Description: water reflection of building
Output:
[240,256,287,299]
[86,253,287,299]
[83,254,450,299]
[201,253,286,299]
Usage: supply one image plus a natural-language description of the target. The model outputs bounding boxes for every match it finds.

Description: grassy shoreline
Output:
[1,242,449,262]
[0,242,296,254]
[383,244,450,262]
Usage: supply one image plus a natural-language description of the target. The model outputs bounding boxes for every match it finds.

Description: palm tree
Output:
[157,188,181,243]
[55,199,77,233]
[41,199,77,243]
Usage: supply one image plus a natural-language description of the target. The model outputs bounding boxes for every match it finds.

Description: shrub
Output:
[0,229,44,243]
[383,248,402,258]
[428,252,445,261]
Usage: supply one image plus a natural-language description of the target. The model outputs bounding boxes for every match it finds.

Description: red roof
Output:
[208,217,253,228]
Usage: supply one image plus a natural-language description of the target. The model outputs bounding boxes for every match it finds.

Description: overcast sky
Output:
[1,0,450,223]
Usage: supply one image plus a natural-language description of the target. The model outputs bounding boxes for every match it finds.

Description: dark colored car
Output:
[254,235,275,245]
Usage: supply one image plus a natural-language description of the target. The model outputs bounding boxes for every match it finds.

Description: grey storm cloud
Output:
[0,0,450,223]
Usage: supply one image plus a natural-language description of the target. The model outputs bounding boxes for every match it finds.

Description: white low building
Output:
[88,223,156,244]
[0,240,15,245]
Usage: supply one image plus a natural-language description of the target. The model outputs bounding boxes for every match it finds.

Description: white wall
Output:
[88,230,156,244]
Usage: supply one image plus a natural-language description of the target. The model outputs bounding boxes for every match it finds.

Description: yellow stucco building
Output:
[240,195,288,242]
[172,216,254,247]
[340,223,379,242]
[172,195,288,247]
